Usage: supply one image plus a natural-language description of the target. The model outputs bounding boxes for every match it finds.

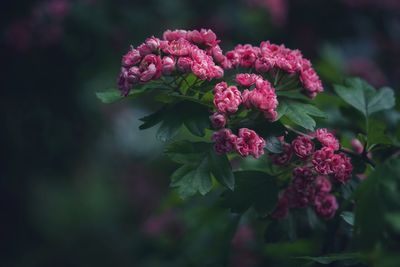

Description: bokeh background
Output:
[1,0,399,266]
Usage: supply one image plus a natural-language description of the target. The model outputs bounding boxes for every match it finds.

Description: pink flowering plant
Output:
[97,29,398,263]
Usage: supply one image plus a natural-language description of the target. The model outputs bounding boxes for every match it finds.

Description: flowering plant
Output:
[97,29,398,265]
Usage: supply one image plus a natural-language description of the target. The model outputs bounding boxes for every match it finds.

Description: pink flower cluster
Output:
[272,168,338,219]
[269,129,352,220]
[221,41,323,98]
[210,74,278,157]
[212,128,266,159]
[118,29,225,96]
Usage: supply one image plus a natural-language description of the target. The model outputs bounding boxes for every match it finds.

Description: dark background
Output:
[1,0,399,266]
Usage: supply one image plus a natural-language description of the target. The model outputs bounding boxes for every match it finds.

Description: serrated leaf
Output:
[170,157,212,198]
[139,101,210,140]
[208,151,234,191]
[334,78,395,118]
[139,107,166,130]
[165,141,210,164]
[279,100,326,131]
[222,171,278,214]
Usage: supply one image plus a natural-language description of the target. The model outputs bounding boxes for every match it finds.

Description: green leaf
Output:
[139,107,166,130]
[276,90,310,101]
[165,141,209,164]
[367,119,392,148]
[297,253,363,264]
[170,157,212,198]
[278,100,326,131]
[334,78,395,117]
[139,101,210,141]
[96,89,123,104]
[341,211,355,226]
[354,158,400,249]
[166,141,234,198]
[96,82,164,104]
[265,136,283,154]
[222,171,279,214]
[208,151,234,191]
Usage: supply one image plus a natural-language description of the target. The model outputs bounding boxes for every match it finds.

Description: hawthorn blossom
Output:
[291,136,315,159]
[209,113,226,129]
[315,128,340,151]
[235,128,266,158]
[242,79,278,121]
[213,82,242,114]
[212,129,237,154]
[314,194,338,219]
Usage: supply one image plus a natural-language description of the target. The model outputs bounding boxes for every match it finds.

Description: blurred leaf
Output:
[354,158,400,249]
[265,136,283,154]
[296,252,362,264]
[334,78,395,118]
[96,82,165,103]
[222,171,278,214]
[96,89,123,103]
[385,213,400,233]
[367,119,392,148]
[278,100,326,131]
[341,211,355,226]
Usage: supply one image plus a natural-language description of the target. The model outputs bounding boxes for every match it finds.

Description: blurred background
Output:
[1,0,399,266]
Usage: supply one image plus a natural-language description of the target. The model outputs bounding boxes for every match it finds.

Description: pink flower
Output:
[351,138,364,154]
[242,79,278,121]
[291,136,315,159]
[162,38,192,56]
[213,82,242,114]
[315,128,340,151]
[210,113,226,129]
[211,45,226,64]
[300,61,323,98]
[330,153,353,183]
[162,56,175,75]
[163,29,188,41]
[139,54,162,82]
[291,179,316,208]
[271,195,289,219]
[188,29,219,47]
[235,73,261,87]
[235,128,266,158]
[236,44,258,68]
[314,176,332,193]
[225,50,240,68]
[314,194,338,219]
[177,56,193,72]
[293,167,313,181]
[270,143,292,165]
[191,47,224,80]
[137,42,153,56]
[122,48,141,67]
[212,129,237,154]
[312,147,334,175]
[254,56,274,72]
[145,36,161,51]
